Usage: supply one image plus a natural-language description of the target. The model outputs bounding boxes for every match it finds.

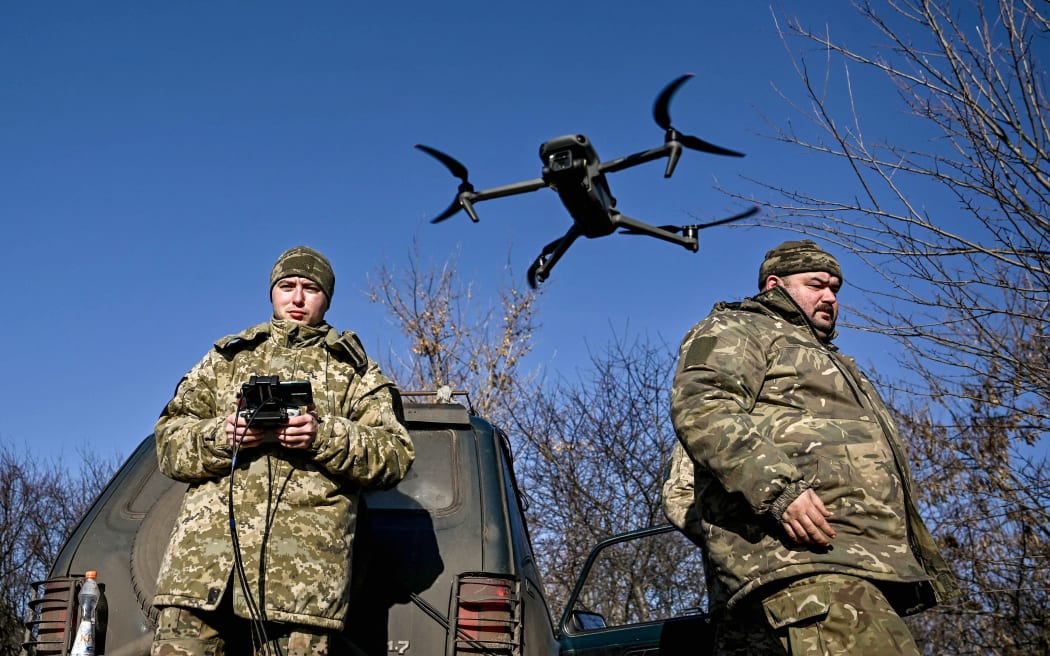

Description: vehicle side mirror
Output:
[567,609,607,633]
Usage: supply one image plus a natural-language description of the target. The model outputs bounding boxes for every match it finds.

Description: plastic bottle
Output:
[70,571,100,656]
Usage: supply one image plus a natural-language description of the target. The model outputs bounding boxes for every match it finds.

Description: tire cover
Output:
[130,482,186,622]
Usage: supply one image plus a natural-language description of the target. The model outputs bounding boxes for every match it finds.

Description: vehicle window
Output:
[365,430,458,512]
[567,526,707,630]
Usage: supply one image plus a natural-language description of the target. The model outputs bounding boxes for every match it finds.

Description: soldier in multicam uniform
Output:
[664,240,957,655]
[151,246,415,656]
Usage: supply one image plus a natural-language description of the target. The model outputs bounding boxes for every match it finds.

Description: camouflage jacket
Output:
[153,319,415,630]
[666,287,957,614]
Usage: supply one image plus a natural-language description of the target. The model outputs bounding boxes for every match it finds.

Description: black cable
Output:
[229,412,269,651]
[228,407,277,656]
[258,455,287,656]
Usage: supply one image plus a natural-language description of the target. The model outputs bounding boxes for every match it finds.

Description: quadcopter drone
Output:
[416,73,759,288]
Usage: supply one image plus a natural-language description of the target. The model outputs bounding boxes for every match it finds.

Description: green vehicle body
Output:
[22,402,710,656]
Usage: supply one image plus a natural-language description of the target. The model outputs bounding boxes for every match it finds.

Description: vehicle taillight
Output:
[21,577,79,656]
[450,573,521,655]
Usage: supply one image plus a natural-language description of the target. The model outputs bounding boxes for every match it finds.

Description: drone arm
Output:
[460,178,547,223]
[527,225,582,288]
[598,142,683,178]
[471,178,547,202]
[598,144,670,174]
[441,178,547,224]
[610,213,698,252]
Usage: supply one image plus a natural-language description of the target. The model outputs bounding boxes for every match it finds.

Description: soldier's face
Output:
[271,276,329,326]
[767,272,841,340]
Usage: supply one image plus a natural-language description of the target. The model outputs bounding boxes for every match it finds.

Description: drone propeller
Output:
[618,206,759,237]
[653,74,745,158]
[415,144,477,223]
[691,205,759,230]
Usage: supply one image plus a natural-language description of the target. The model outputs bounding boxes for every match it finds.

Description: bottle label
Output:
[70,619,95,656]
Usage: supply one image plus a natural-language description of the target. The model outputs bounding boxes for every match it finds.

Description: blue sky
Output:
[3,2,912,463]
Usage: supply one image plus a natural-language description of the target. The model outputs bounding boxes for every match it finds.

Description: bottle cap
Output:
[85,571,97,579]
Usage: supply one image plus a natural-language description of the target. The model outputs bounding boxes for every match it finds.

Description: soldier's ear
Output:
[764,275,781,291]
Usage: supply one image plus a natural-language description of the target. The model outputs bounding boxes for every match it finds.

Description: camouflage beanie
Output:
[270,246,335,299]
[758,239,843,290]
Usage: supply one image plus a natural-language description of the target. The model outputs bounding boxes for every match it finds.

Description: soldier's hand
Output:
[226,412,268,449]
[274,412,319,450]
[781,488,836,547]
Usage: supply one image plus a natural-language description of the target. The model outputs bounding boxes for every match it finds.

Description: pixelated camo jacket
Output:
[153,319,415,630]
[666,287,956,614]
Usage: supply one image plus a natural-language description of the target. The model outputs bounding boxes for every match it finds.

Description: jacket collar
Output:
[740,286,838,344]
[270,318,330,349]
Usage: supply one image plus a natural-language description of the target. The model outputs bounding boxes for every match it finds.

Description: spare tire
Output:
[130,482,186,623]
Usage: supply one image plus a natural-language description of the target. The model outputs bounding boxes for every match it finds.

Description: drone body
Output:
[417,74,758,287]
[539,134,617,238]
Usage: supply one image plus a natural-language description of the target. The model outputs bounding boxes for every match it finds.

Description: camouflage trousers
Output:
[152,605,335,656]
[713,574,920,655]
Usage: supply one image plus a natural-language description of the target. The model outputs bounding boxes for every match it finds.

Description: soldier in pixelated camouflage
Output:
[151,246,415,656]
[664,239,957,655]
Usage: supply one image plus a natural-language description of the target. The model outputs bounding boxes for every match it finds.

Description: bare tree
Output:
[734,2,1050,652]
[0,444,117,656]
[366,251,699,621]
[509,332,694,617]
[365,240,540,427]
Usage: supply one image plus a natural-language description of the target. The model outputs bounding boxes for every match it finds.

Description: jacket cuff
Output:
[202,419,233,456]
[770,480,811,522]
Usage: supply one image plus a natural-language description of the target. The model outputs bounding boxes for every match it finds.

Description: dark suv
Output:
[22,401,710,656]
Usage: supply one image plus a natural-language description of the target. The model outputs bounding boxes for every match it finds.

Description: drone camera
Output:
[540,135,596,175]
[237,375,314,427]
[549,149,575,172]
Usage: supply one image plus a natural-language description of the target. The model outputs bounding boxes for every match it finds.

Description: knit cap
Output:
[758,239,843,290]
[270,246,335,299]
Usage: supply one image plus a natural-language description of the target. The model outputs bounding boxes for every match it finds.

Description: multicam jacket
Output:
[666,287,956,614]
[153,318,415,630]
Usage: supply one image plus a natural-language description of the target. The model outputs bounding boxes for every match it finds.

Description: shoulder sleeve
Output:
[154,349,234,482]
[669,311,801,513]
[310,358,415,489]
